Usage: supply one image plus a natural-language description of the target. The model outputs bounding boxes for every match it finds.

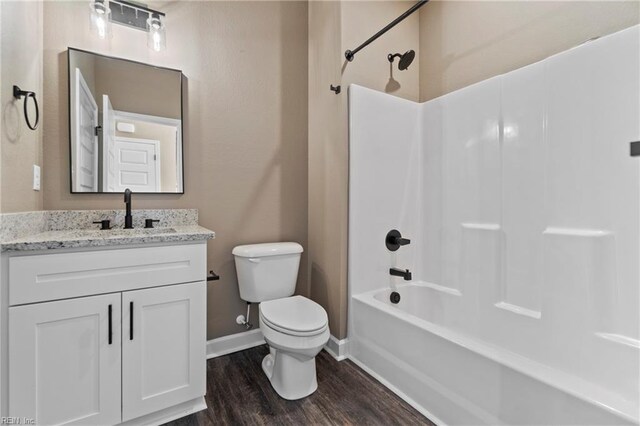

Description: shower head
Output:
[388,50,415,71]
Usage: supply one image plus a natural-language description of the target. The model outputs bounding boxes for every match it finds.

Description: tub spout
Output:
[390,267,412,281]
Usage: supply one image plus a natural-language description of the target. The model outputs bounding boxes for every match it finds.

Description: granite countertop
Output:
[1,225,215,252]
[0,209,214,252]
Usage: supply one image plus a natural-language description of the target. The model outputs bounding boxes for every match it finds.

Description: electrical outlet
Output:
[33,165,41,191]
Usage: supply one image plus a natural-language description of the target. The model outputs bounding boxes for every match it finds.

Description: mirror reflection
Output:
[68,48,183,193]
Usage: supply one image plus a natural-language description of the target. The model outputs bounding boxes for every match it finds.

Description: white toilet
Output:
[232,242,330,400]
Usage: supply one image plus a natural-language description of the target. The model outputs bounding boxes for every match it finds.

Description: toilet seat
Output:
[260,295,328,337]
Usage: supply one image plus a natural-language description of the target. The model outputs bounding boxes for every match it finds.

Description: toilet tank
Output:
[232,242,303,303]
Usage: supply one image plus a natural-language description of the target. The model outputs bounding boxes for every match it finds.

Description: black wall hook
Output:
[330,84,341,94]
[13,85,39,131]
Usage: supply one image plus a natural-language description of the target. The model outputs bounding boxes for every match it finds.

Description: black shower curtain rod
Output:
[344,0,429,62]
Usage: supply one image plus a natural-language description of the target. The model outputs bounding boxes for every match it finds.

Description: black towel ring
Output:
[13,85,39,131]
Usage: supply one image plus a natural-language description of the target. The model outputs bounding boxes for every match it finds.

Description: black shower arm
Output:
[344,0,429,62]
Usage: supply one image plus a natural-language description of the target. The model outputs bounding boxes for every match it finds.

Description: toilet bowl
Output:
[259,296,329,400]
[232,242,330,400]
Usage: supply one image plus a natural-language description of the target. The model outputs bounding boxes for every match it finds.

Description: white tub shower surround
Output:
[348,25,639,425]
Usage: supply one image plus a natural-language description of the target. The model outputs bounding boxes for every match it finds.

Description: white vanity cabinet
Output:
[9,293,123,425]
[2,242,208,426]
[122,282,205,422]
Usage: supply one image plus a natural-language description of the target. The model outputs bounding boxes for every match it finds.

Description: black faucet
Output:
[124,188,133,229]
[390,267,412,281]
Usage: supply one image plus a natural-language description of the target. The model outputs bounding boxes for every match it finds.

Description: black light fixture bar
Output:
[344,0,428,62]
[112,0,165,17]
[109,0,165,32]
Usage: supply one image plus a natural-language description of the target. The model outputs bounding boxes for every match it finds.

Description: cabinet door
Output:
[9,294,122,425]
[122,282,206,422]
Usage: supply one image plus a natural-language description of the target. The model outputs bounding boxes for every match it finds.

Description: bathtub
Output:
[349,282,638,426]
[347,26,640,426]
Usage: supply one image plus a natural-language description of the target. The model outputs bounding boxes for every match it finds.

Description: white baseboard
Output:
[208,330,349,362]
[120,396,206,426]
[324,335,349,361]
[206,329,265,359]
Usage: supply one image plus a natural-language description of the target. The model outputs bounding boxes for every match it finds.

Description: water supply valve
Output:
[386,229,411,251]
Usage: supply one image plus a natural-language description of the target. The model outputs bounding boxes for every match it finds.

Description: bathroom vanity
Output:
[0,210,214,425]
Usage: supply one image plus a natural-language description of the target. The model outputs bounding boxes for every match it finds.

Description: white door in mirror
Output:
[73,68,99,192]
[103,95,117,192]
[114,137,160,192]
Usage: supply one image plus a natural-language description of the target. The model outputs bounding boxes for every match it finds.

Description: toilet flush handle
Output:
[248,258,261,263]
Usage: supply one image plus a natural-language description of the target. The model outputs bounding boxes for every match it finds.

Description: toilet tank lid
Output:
[232,242,303,258]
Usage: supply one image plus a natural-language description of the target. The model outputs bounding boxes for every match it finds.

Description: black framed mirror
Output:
[68,48,184,194]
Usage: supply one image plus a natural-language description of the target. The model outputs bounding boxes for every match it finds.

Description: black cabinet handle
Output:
[130,301,134,341]
[108,304,113,345]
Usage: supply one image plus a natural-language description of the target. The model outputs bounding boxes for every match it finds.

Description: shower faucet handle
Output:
[386,229,411,251]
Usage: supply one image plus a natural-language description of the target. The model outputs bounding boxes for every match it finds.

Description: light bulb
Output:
[96,16,106,39]
[90,0,112,40]
[153,32,161,51]
[147,13,166,52]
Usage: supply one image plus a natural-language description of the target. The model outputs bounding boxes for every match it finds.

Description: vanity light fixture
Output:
[89,0,112,40]
[91,0,167,51]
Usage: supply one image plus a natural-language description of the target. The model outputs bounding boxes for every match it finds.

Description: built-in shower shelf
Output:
[461,223,501,231]
[596,333,640,349]
[542,227,611,237]
[494,301,542,319]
